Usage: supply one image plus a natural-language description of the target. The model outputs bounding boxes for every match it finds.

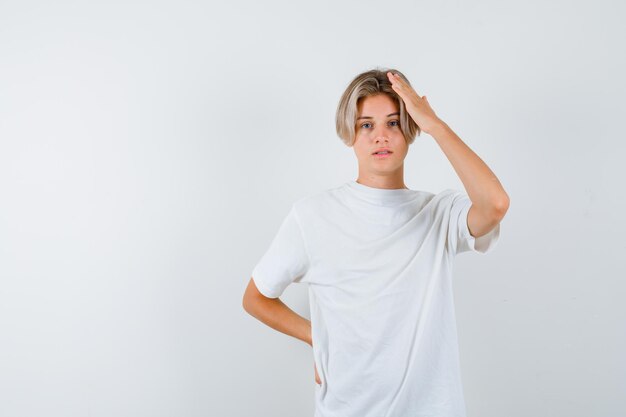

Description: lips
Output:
[372,148,393,155]
[373,151,392,159]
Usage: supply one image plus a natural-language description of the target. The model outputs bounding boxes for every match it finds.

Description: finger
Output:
[388,72,406,90]
[392,73,405,86]
[389,75,420,100]
[390,79,406,96]
[392,83,413,103]
[388,72,403,87]
[391,85,408,103]
[392,73,423,98]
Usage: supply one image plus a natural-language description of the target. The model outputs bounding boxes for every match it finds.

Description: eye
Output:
[359,120,399,129]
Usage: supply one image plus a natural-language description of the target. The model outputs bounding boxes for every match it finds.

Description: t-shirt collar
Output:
[344,180,415,204]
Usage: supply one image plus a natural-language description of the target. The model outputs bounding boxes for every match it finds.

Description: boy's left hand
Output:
[387,71,444,136]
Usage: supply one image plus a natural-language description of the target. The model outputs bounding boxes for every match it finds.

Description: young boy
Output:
[242,67,509,417]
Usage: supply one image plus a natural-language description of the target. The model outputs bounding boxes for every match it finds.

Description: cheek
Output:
[353,143,370,158]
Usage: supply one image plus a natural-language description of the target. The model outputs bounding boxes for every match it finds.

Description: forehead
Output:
[357,94,399,116]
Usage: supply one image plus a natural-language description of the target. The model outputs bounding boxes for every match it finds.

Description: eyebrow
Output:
[356,112,399,120]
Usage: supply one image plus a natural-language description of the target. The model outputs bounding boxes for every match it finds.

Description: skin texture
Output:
[243,71,511,387]
[355,71,510,238]
[353,93,410,190]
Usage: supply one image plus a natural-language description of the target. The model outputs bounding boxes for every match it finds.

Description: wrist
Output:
[426,119,449,137]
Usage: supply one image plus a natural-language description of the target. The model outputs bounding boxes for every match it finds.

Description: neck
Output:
[355,173,407,190]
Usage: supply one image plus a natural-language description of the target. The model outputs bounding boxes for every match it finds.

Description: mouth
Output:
[372,150,393,159]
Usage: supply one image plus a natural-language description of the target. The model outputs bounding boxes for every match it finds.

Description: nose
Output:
[372,124,393,142]
[374,131,391,143]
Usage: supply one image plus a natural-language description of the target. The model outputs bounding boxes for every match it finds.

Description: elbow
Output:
[242,294,249,313]
[242,291,257,315]
[242,277,269,314]
[494,193,510,217]
[242,283,254,314]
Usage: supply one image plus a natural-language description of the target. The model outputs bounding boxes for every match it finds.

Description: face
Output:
[353,94,408,177]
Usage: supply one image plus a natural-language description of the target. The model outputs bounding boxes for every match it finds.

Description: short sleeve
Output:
[446,190,500,256]
[251,205,310,298]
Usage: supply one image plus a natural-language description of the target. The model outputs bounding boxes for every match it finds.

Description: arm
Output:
[242,277,312,346]
[429,121,510,237]
[243,278,322,385]
[386,71,510,237]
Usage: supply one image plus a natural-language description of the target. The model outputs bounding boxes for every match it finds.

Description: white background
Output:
[1,0,624,416]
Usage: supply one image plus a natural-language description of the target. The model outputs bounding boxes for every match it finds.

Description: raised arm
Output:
[386,71,510,237]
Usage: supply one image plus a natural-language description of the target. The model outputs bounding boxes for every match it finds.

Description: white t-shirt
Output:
[251,180,501,417]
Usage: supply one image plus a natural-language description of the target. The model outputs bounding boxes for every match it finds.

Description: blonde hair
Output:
[335,67,421,147]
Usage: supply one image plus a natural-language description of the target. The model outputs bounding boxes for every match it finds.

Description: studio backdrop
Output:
[0,0,624,416]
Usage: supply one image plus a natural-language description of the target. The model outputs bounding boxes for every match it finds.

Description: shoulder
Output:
[414,188,468,216]
[289,183,352,225]
[293,183,345,208]
[432,188,462,199]
[430,188,466,204]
